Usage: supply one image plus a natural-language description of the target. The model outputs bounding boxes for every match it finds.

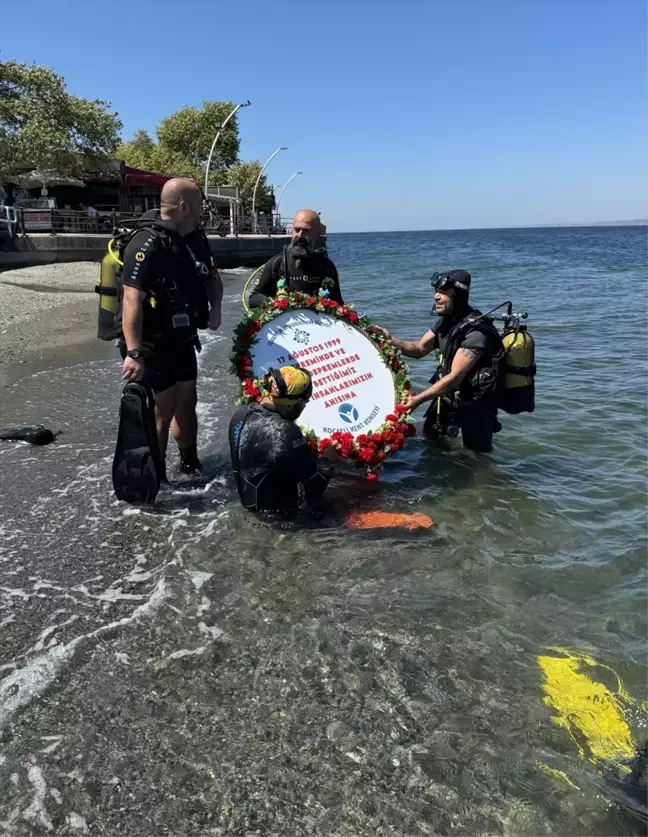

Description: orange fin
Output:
[346,511,434,531]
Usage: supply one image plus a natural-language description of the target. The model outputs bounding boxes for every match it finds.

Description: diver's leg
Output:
[458,404,494,453]
[170,345,200,471]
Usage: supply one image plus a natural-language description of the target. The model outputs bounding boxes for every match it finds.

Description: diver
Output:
[247,209,343,308]
[384,270,505,453]
[116,178,222,477]
[228,365,331,517]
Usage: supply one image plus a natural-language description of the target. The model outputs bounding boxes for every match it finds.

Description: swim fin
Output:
[112,382,164,505]
[0,425,56,445]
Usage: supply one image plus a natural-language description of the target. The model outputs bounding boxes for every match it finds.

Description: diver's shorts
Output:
[119,340,198,394]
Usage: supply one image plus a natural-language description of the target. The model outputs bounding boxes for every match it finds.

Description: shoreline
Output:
[0,262,113,390]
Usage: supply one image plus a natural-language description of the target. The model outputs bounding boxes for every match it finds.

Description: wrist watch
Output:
[127,349,143,360]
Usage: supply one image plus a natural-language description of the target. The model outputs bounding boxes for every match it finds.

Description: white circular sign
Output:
[250,310,396,438]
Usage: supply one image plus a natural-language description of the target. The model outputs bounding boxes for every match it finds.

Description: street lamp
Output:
[276,171,303,217]
[252,146,287,233]
[203,100,251,197]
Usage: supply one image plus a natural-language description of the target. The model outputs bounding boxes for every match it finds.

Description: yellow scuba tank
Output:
[501,324,535,414]
[95,240,121,341]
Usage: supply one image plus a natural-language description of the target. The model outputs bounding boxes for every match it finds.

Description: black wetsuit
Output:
[116,211,214,393]
[228,403,329,515]
[425,308,503,452]
[249,247,343,308]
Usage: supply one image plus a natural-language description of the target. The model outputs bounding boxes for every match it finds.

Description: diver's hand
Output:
[404,393,424,413]
[208,306,222,331]
[371,325,391,340]
[121,357,144,382]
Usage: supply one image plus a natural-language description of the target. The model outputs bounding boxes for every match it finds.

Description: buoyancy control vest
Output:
[434,304,536,414]
[277,246,338,297]
[436,311,506,407]
[95,219,210,343]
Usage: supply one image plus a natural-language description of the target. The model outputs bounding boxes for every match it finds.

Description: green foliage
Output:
[227,161,273,214]
[117,101,273,213]
[0,59,122,185]
[156,101,239,171]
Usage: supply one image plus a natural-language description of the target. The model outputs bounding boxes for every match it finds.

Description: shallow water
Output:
[0,226,646,835]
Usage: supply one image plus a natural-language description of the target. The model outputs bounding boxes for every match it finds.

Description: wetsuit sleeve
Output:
[327,260,344,304]
[121,230,164,294]
[275,424,329,504]
[248,256,280,309]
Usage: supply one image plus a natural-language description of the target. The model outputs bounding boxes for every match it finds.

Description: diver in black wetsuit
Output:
[228,365,331,517]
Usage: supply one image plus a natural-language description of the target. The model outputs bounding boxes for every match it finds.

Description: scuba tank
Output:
[95,244,121,341]
[501,316,536,414]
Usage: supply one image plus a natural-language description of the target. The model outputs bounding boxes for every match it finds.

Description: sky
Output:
[2,0,646,232]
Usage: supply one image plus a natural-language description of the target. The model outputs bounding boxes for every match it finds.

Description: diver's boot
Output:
[178,445,201,474]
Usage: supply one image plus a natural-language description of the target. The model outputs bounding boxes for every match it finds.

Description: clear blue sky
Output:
[2,0,646,232]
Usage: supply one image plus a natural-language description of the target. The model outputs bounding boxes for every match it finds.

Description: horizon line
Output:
[325,220,648,235]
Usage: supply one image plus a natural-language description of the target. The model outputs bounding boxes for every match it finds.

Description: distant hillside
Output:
[589,220,647,226]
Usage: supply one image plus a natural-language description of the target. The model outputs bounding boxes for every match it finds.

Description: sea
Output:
[0,226,646,836]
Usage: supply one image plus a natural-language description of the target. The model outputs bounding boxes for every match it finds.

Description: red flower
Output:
[348,312,359,324]
[357,434,369,446]
[319,438,333,454]
[307,438,318,452]
[365,472,378,482]
[306,297,316,306]
[321,299,337,310]
[274,297,289,310]
[371,432,384,445]
[385,413,398,423]
[394,404,408,416]
[405,423,416,437]
[391,358,400,370]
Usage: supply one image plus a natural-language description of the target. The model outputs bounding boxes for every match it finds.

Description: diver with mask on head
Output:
[383,270,506,453]
[248,209,343,308]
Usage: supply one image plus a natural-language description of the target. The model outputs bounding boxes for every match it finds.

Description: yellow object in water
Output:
[537,648,638,764]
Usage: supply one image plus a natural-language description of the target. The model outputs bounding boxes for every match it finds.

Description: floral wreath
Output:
[230,281,415,480]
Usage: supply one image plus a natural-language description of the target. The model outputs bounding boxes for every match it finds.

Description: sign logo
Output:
[338,402,359,424]
[293,328,310,345]
[135,252,145,262]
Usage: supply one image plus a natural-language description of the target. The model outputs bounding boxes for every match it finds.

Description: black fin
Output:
[112,382,164,505]
[0,425,56,445]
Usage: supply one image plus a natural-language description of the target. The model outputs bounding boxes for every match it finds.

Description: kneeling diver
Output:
[228,365,331,517]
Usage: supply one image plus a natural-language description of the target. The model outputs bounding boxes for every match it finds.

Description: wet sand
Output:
[0,262,114,390]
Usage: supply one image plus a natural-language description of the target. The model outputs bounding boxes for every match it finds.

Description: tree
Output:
[156,101,239,172]
[227,161,273,215]
[0,59,122,189]
[115,130,201,181]
[116,102,273,214]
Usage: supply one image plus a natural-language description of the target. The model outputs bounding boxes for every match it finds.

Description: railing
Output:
[3,207,297,237]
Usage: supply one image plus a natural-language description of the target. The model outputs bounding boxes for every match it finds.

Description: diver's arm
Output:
[122,285,146,352]
[390,329,437,358]
[121,286,147,381]
[248,256,279,308]
[206,269,223,330]
[277,428,329,504]
[405,348,481,412]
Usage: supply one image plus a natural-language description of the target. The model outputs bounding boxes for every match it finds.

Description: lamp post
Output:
[252,146,287,233]
[276,171,302,219]
[203,100,251,197]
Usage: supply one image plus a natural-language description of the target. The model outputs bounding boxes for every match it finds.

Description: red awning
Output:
[121,165,172,189]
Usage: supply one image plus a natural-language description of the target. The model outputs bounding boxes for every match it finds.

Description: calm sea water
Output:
[0,226,646,835]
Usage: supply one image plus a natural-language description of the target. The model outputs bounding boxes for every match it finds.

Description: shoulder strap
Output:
[281,246,290,282]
